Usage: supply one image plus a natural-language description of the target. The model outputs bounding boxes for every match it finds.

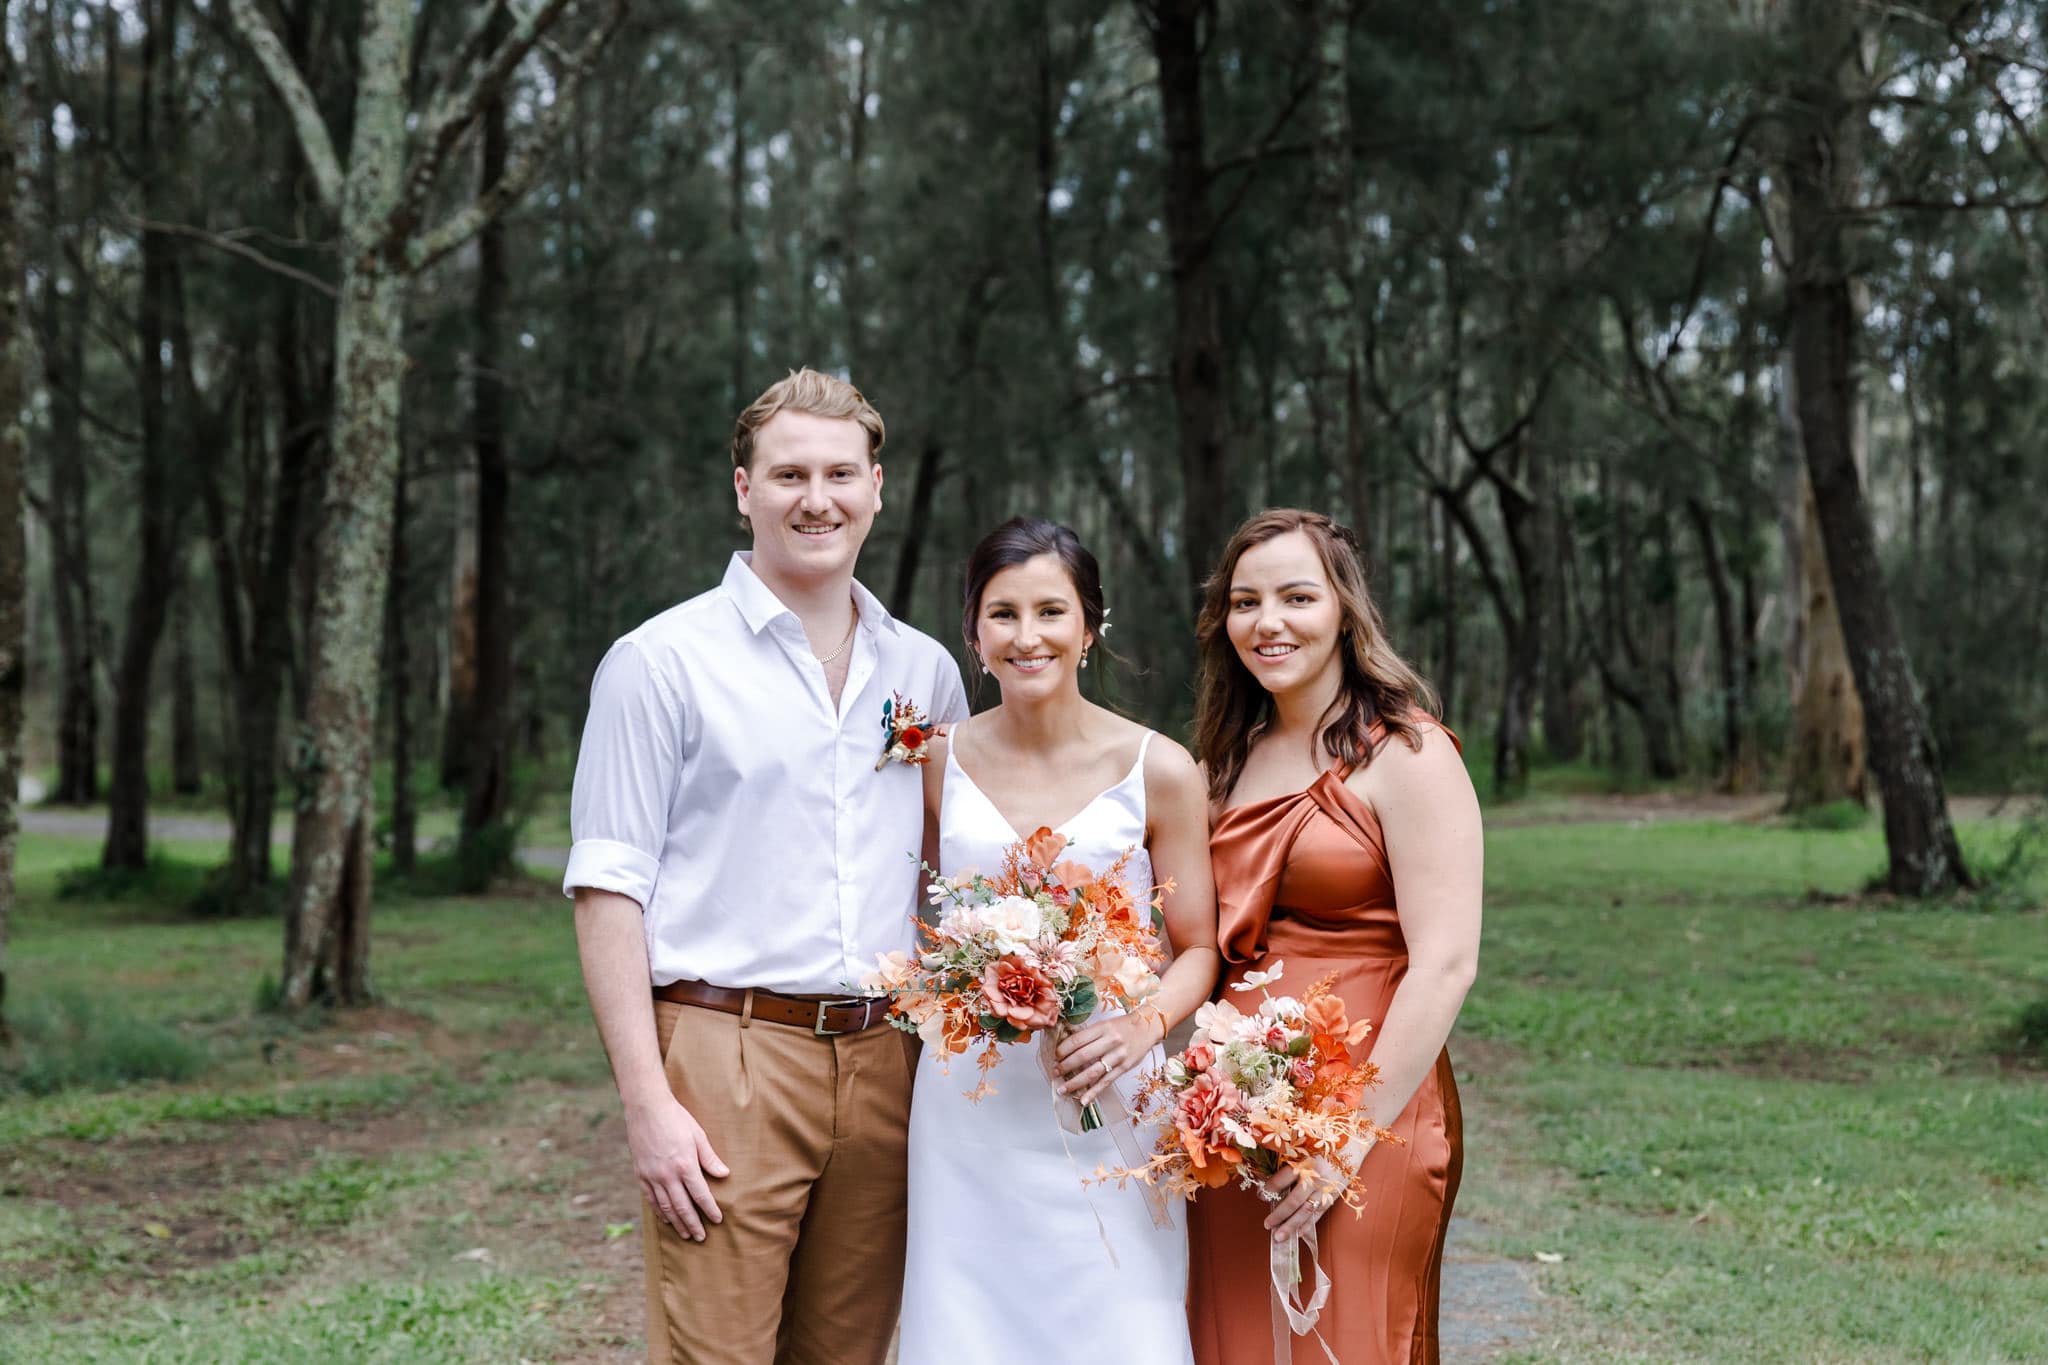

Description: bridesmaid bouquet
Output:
[1102,962,1397,1204]
[856,825,1170,1127]
[1098,964,1400,1362]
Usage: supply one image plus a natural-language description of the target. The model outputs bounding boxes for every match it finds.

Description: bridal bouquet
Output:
[857,825,1170,1127]
[1104,962,1396,1203]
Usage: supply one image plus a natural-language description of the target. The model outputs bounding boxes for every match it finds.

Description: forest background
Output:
[0,1,2044,1360]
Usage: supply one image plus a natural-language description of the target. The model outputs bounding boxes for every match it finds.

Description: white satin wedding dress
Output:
[897,730,1192,1365]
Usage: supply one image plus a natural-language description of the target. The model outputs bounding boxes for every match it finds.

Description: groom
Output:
[564,369,968,1364]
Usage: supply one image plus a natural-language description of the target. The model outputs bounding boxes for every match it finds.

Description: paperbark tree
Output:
[229,0,625,1007]
[1781,0,1968,894]
[1,1,27,1041]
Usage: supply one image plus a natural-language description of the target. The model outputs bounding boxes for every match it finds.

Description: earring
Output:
[1080,652,1090,670]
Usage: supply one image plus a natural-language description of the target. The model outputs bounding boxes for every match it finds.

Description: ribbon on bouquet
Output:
[1034,1026,1176,1267]
[1257,1185,1340,1365]
[1267,1226,1339,1365]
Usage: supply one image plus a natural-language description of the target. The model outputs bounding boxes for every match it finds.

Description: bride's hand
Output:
[1053,1007,1164,1106]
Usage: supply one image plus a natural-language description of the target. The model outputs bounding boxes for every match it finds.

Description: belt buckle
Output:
[813,999,848,1037]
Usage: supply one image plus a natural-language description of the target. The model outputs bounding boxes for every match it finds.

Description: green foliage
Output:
[1785,798,1874,832]
[396,819,525,897]
[0,989,207,1096]
[2009,997,2048,1061]
[55,856,214,906]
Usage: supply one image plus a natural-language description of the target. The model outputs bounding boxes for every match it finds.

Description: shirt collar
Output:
[725,552,901,637]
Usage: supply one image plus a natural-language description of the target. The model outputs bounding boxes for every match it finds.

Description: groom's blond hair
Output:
[731,368,886,469]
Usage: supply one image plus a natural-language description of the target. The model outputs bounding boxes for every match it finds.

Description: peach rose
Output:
[1182,1042,1217,1073]
[1174,1071,1249,1182]
[980,955,1062,1033]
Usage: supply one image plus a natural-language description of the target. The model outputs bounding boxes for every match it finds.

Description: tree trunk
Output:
[1,17,28,1040]
[1783,0,1968,894]
[104,0,188,871]
[1539,457,1583,761]
[889,435,944,621]
[1686,495,1747,791]
[457,75,514,865]
[171,580,202,795]
[226,291,321,910]
[280,0,415,1010]
[1145,0,1233,609]
[728,42,749,410]
[386,446,416,879]
[29,2,98,806]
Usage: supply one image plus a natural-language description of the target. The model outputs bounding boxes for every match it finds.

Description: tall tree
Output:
[1140,0,1235,606]
[228,0,625,1007]
[1780,0,1967,893]
[456,26,517,874]
[28,0,99,806]
[103,0,191,870]
[0,0,27,1041]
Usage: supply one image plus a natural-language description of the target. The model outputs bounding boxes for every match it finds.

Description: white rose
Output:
[981,895,1044,954]
[1114,956,1157,1001]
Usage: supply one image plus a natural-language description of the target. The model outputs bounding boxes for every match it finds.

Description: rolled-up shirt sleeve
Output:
[932,652,970,727]
[562,639,680,907]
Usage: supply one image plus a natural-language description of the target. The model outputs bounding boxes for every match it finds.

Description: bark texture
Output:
[278,0,415,1008]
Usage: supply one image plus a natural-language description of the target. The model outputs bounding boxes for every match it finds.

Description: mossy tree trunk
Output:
[229,0,625,1008]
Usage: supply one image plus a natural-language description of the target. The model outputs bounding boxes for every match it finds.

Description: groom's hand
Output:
[627,1095,730,1241]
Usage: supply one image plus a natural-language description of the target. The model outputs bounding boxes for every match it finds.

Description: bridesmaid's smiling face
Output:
[974,553,1094,701]
[1225,531,1343,700]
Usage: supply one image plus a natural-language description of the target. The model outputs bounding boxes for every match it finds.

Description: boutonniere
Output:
[876,692,942,770]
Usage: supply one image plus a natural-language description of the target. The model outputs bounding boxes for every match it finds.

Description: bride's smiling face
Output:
[973,554,1094,701]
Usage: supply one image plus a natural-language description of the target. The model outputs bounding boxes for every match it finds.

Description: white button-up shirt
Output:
[563,553,969,994]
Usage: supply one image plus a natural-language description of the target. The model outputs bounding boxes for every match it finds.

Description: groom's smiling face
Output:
[734,410,884,584]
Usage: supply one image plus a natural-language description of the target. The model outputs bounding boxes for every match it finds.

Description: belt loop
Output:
[739,988,755,1029]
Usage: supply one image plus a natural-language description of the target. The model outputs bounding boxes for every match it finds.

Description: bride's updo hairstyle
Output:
[1194,508,1438,804]
[961,517,1108,691]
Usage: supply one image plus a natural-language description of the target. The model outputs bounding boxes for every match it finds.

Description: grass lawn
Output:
[2,811,2043,1362]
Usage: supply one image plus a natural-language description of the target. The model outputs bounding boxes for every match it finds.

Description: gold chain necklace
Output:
[814,598,859,664]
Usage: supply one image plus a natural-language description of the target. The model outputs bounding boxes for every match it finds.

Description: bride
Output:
[897,517,1220,1365]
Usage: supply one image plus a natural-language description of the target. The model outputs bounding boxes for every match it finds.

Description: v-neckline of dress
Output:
[947,738,1148,843]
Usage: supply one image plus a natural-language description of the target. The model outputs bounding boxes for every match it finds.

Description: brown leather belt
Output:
[654,979,893,1036]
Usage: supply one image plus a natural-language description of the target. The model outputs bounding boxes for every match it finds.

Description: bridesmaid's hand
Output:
[1053,1008,1165,1106]
[1262,1138,1374,1241]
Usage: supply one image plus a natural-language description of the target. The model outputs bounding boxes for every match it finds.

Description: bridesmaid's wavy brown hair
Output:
[1195,509,1439,804]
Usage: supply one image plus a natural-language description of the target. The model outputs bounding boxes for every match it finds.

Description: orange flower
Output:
[980,955,1062,1033]
[1306,993,1373,1049]
[1174,1071,1249,1179]
[1024,826,1068,871]
[1051,859,1095,891]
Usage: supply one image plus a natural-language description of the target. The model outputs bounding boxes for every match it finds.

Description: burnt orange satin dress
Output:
[1187,726,1464,1365]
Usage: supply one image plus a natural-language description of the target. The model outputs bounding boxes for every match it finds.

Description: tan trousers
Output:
[643,1000,918,1365]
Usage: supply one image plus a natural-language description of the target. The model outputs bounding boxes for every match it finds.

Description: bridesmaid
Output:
[1185,509,1482,1365]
